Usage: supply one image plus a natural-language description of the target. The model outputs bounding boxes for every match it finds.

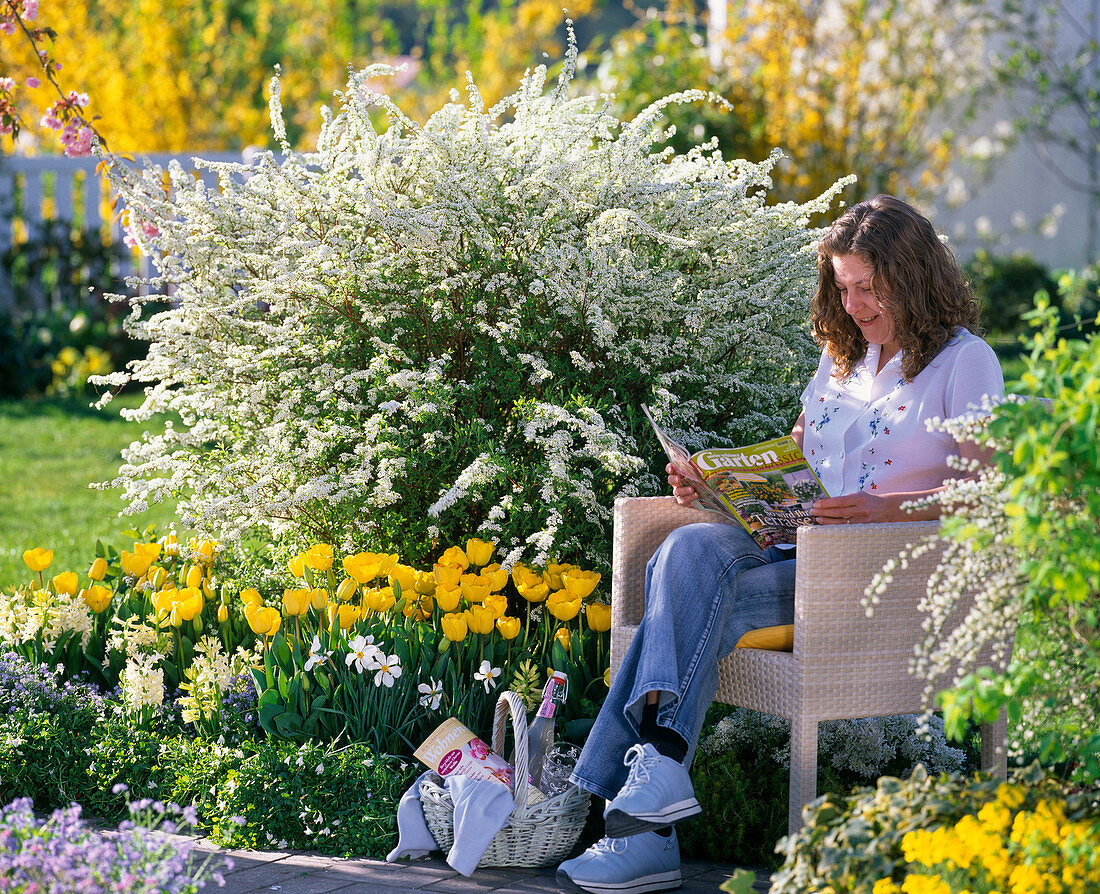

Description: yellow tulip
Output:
[585,602,612,633]
[133,542,162,562]
[517,581,550,603]
[402,593,434,621]
[202,580,215,602]
[23,547,53,573]
[246,605,281,636]
[283,588,310,617]
[152,589,176,616]
[439,545,470,572]
[150,567,168,589]
[496,615,521,639]
[161,532,179,556]
[511,563,542,589]
[544,562,576,590]
[304,543,334,571]
[364,587,396,613]
[81,585,112,614]
[480,564,509,592]
[120,550,154,578]
[464,538,495,567]
[185,564,204,589]
[217,603,229,623]
[483,591,508,619]
[441,612,468,642]
[603,667,611,687]
[388,563,418,594]
[460,574,491,604]
[413,570,437,596]
[336,577,358,602]
[379,553,400,577]
[177,587,204,622]
[343,552,384,583]
[434,584,462,612]
[51,571,79,596]
[310,588,329,611]
[555,627,572,651]
[287,553,307,578]
[433,563,463,589]
[546,590,582,621]
[240,587,262,608]
[88,557,108,581]
[562,569,601,600]
[464,604,495,635]
[328,603,359,630]
[192,539,219,563]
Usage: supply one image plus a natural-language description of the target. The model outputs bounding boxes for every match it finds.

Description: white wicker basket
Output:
[419,690,591,868]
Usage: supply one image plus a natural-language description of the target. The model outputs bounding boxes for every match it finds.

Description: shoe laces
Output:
[618,743,659,796]
[589,837,628,856]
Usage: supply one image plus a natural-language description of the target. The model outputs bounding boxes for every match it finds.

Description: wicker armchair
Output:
[609,495,1008,835]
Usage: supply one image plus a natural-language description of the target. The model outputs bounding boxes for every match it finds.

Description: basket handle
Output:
[491,690,530,810]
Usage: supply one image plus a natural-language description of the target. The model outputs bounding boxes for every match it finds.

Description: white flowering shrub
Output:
[868,294,1100,781]
[99,38,849,568]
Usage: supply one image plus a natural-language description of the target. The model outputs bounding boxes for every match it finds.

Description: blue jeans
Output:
[570,522,796,801]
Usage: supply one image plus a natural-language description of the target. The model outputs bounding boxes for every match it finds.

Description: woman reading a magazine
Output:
[558,194,1005,894]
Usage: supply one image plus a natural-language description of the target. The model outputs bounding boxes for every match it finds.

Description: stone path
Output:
[179,835,772,894]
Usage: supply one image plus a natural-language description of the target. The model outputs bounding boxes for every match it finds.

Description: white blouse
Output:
[799,329,1005,497]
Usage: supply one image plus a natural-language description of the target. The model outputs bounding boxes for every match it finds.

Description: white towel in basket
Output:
[386,771,516,876]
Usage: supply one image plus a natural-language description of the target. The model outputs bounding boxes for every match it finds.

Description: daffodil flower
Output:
[473,659,501,693]
[304,634,331,672]
[418,677,444,710]
[346,634,380,673]
[368,652,403,688]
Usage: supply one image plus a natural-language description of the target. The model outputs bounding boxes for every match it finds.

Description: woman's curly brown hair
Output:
[811,194,980,382]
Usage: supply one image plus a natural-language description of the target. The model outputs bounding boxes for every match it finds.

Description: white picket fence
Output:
[0,152,244,315]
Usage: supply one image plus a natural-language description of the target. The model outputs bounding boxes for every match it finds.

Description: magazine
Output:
[642,404,830,550]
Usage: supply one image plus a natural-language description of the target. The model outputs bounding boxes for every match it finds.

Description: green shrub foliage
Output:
[100,41,849,568]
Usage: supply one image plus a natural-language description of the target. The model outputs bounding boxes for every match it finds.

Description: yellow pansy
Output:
[439,545,470,572]
[496,616,521,639]
[413,570,437,595]
[464,604,495,635]
[81,585,112,613]
[562,569,601,600]
[133,541,162,562]
[343,551,384,583]
[88,557,108,581]
[304,543,334,571]
[555,627,572,651]
[309,588,329,611]
[434,584,462,612]
[464,538,495,567]
[460,574,491,604]
[283,588,310,617]
[546,590,582,621]
[585,602,612,633]
[389,563,418,595]
[441,612,468,642]
[120,550,154,578]
[287,553,307,578]
[51,571,79,596]
[23,547,53,573]
[434,562,463,589]
[480,563,509,592]
[336,578,358,602]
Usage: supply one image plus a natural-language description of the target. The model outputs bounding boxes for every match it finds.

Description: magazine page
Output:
[640,404,740,519]
[690,436,829,549]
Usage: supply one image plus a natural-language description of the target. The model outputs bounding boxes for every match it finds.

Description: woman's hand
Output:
[667,463,700,507]
[810,492,891,525]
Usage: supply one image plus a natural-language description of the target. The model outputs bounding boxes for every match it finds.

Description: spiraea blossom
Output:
[99,32,850,570]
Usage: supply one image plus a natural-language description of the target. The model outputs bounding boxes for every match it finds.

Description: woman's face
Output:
[832,254,898,356]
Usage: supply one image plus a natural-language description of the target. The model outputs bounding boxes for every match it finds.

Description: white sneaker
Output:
[556,829,681,893]
[603,743,700,838]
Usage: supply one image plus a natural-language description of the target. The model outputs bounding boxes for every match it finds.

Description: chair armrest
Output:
[792,520,941,659]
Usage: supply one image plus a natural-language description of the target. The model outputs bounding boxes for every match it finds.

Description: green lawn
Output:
[0,395,180,590]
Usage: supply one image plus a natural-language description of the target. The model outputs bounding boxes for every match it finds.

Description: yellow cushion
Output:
[734,624,794,651]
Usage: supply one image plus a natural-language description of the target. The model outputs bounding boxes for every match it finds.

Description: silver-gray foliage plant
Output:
[97,34,852,568]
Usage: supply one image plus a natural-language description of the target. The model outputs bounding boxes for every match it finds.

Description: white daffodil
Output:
[367,652,403,688]
[417,677,444,711]
[303,634,331,672]
[345,634,380,673]
[473,659,501,694]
